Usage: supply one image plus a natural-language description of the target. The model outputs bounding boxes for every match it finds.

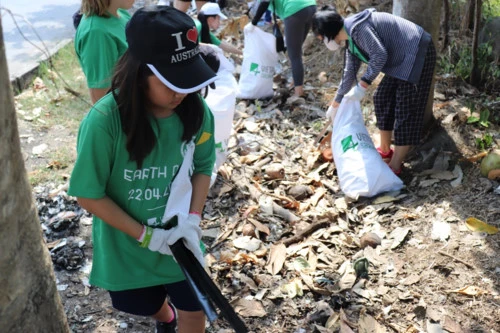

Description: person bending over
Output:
[312,6,436,175]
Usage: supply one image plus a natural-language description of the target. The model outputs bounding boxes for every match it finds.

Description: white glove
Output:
[167,214,204,266]
[140,214,204,266]
[245,23,256,33]
[344,83,366,101]
[325,105,339,122]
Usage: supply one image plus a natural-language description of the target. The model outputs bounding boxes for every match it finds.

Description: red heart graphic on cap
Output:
[186,28,198,43]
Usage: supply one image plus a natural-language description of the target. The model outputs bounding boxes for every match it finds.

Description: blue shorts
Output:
[108,280,201,316]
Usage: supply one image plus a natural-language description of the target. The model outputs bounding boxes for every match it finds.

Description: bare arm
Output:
[219,41,243,56]
[89,88,109,104]
[189,173,211,213]
[77,196,143,239]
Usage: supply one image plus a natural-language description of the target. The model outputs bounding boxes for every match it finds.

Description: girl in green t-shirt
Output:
[75,0,134,104]
[251,0,317,97]
[197,2,243,55]
[69,6,218,333]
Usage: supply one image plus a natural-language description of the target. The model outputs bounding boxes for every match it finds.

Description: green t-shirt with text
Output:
[68,93,215,291]
[75,9,130,89]
[194,19,222,46]
[270,0,316,19]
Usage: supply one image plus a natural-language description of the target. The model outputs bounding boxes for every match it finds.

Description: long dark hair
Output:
[111,51,205,169]
[197,13,217,44]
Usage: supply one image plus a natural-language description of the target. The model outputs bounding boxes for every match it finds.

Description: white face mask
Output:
[324,37,340,51]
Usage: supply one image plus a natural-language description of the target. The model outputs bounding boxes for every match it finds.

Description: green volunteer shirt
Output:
[68,93,215,291]
[270,0,316,19]
[194,19,222,46]
[75,9,130,89]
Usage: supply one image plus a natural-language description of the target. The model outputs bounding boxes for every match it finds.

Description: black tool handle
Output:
[170,240,249,333]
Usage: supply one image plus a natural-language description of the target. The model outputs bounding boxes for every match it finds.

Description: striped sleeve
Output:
[353,23,388,84]
[335,48,361,103]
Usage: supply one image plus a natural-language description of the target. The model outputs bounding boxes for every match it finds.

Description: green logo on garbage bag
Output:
[250,63,260,75]
[341,135,358,153]
[215,142,225,153]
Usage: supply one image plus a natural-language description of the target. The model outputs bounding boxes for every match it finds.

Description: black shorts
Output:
[108,280,201,316]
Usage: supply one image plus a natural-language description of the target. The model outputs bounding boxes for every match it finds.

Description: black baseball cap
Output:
[199,44,220,89]
[126,6,217,94]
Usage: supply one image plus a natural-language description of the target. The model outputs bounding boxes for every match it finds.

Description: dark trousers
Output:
[283,5,316,87]
[373,42,437,146]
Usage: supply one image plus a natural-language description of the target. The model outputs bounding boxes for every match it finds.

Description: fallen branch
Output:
[64,86,82,97]
[281,219,332,246]
[438,251,474,269]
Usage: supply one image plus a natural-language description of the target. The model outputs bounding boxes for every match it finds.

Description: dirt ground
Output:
[18,3,500,333]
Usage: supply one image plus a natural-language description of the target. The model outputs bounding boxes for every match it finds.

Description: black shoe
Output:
[155,302,177,333]
[155,320,176,333]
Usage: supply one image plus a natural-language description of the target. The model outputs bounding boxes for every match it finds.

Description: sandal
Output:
[390,165,402,176]
[377,147,394,160]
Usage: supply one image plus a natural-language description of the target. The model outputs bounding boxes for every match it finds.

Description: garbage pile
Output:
[35,187,87,271]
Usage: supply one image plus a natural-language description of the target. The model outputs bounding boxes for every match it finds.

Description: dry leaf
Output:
[292,257,312,273]
[240,154,261,164]
[465,217,498,234]
[372,195,398,204]
[45,239,64,250]
[233,236,262,252]
[358,313,387,333]
[309,187,326,207]
[390,227,411,249]
[231,299,266,317]
[281,279,304,298]
[442,316,463,333]
[300,273,330,295]
[447,285,486,296]
[461,151,488,162]
[325,312,340,330]
[340,309,357,332]
[242,205,259,218]
[232,252,259,265]
[266,243,287,275]
[334,197,348,210]
[401,274,421,286]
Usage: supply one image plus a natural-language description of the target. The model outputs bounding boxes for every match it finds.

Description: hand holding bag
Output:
[272,11,286,53]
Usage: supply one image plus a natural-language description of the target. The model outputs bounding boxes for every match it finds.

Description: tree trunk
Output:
[441,0,450,51]
[460,0,475,33]
[0,17,70,332]
[393,0,442,130]
[470,0,482,86]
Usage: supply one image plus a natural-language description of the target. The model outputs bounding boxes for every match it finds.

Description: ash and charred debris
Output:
[35,188,88,270]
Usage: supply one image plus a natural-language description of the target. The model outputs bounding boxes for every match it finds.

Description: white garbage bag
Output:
[237,23,278,99]
[204,45,238,186]
[331,99,403,199]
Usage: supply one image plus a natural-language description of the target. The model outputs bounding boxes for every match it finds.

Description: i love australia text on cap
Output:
[170,28,200,64]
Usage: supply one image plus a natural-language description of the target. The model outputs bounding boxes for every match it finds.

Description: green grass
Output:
[15,42,90,187]
[27,145,75,185]
[15,42,90,131]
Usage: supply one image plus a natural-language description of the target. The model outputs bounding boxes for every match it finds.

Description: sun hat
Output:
[199,2,227,20]
[126,6,217,94]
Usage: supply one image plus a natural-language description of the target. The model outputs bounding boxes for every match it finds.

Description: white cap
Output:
[200,2,227,20]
